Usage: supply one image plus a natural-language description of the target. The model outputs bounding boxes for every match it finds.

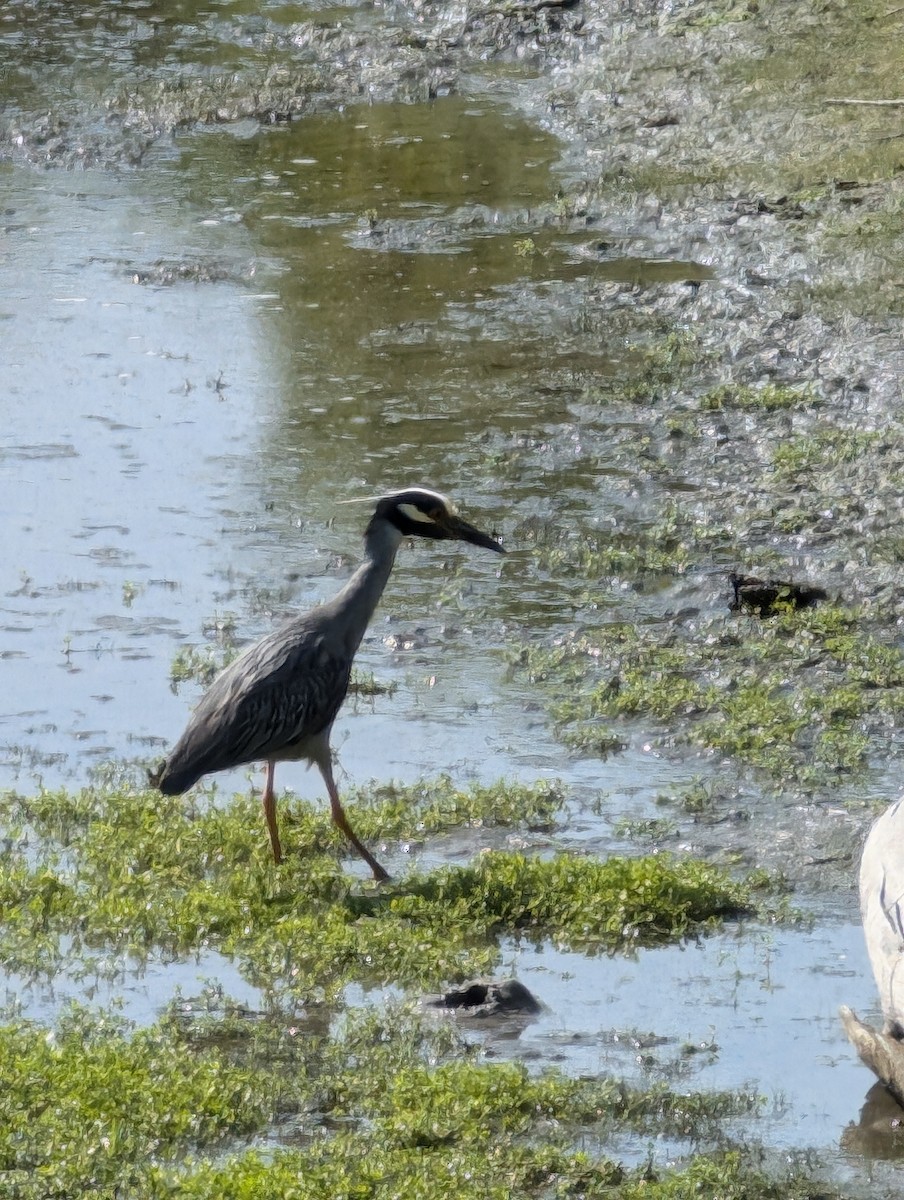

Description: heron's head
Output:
[372,487,505,553]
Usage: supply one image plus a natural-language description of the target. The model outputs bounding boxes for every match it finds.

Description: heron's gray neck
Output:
[329,517,405,655]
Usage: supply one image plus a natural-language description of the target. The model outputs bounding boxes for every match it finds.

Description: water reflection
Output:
[504,922,877,1157]
[171,99,707,514]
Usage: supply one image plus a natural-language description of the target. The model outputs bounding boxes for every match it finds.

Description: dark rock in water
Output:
[729,572,828,617]
[426,978,542,1017]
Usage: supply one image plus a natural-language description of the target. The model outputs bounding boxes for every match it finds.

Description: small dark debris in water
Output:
[602,1027,671,1050]
[642,113,679,128]
[427,978,542,1017]
[729,572,828,617]
[128,260,244,287]
[681,1036,719,1057]
[835,179,863,191]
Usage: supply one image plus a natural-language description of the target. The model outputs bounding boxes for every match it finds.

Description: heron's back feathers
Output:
[157,612,352,792]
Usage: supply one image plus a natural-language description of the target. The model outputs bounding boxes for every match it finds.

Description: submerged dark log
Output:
[426,978,543,1017]
[729,572,828,617]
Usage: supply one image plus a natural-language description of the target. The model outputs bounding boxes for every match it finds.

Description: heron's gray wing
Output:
[161,618,352,788]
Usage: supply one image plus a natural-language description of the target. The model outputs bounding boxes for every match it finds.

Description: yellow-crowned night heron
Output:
[153,487,504,881]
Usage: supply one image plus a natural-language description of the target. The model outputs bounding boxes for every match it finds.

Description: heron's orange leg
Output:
[320,759,390,883]
[262,760,283,865]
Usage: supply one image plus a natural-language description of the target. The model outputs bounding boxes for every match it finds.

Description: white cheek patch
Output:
[398,503,439,526]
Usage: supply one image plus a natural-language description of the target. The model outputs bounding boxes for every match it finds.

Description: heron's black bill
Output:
[449,516,505,554]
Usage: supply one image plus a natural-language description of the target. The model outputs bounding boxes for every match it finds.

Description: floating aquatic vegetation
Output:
[0,777,761,999]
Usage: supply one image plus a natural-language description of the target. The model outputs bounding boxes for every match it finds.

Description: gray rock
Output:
[426,978,543,1018]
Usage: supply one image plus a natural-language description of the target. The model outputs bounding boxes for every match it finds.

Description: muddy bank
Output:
[8,0,903,391]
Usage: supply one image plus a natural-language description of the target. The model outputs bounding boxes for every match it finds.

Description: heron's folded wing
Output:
[162,623,351,786]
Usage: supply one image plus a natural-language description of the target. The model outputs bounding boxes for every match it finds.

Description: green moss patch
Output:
[520,499,705,582]
[0,998,817,1200]
[157,1149,842,1200]
[0,772,766,1199]
[516,603,904,787]
[0,778,758,998]
[0,1005,268,1195]
[698,382,816,412]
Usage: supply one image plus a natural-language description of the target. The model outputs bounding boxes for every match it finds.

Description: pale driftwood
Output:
[840,1006,904,1107]
[825,98,904,107]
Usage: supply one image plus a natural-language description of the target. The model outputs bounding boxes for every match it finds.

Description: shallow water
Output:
[513,922,876,1157]
[0,97,705,800]
[0,1,891,1179]
[0,945,260,1029]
